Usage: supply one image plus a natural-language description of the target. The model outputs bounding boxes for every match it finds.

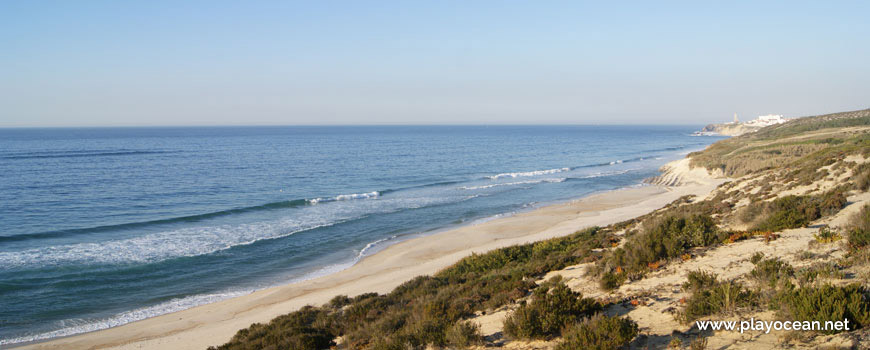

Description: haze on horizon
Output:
[1,1,868,127]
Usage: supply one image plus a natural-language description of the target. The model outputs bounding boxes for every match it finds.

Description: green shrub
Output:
[328,294,352,309]
[749,252,765,264]
[848,204,870,251]
[555,314,638,350]
[599,270,626,291]
[501,301,543,339]
[797,262,845,286]
[445,321,483,348]
[750,257,794,289]
[680,272,755,323]
[774,284,870,334]
[402,312,450,347]
[814,226,842,243]
[682,270,718,292]
[689,336,708,350]
[752,191,847,232]
[599,214,721,279]
[852,163,870,191]
[209,306,336,350]
[503,278,600,339]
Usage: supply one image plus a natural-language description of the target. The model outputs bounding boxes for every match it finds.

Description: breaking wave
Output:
[460,178,566,190]
[486,167,570,179]
[0,290,251,346]
[308,191,379,204]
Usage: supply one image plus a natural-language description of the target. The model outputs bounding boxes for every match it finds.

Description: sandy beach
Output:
[15,160,722,350]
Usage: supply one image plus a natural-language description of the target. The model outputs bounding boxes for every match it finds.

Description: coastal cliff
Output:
[644,157,724,187]
[699,122,760,136]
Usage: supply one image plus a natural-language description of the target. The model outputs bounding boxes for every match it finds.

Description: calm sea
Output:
[0,125,722,344]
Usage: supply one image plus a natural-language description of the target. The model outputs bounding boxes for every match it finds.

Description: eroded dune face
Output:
[645,158,725,187]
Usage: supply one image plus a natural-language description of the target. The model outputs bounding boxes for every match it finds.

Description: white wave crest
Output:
[580,170,631,178]
[0,217,346,270]
[0,193,476,270]
[486,167,570,179]
[308,191,379,204]
[356,235,396,260]
[0,232,412,346]
[460,178,566,190]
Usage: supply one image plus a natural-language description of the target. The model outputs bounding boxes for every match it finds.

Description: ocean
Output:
[0,125,723,345]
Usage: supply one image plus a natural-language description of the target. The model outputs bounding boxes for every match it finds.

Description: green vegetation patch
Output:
[773,284,870,334]
[444,321,483,349]
[210,306,336,350]
[594,211,724,289]
[848,204,870,252]
[749,256,794,289]
[502,277,600,339]
[555,314,639,350]
[679,270,756,323]
[211,226,609,350]
[745,190,847,232]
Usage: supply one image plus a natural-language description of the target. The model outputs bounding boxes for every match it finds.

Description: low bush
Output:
[852,163,870,191]
[595,213,722,289]
[502,277,600,339]
[328,294,352,309]
[750,257,794,289]
[773,284,870,334]
[680,271,755,323]
[689,336,708,350]
[208,306,336,350]
[751,191,847,232]
[813,226,842,243]
[599,270,626,291]
[797,262,845,286]
[848,204,870,252]
[444,320,483,349]
[682,270,718,292]
[555,314,638,350]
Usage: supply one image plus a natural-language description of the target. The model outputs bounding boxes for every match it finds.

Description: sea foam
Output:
[460,178,566,190]
[486,167,570,179]
[308,191,379,204]
[0,233,404,346]
[0,290,251,346]
[0,193,473,270]
[0,219,344,270]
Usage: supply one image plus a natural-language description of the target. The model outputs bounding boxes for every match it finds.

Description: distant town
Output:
[695,113,790,136]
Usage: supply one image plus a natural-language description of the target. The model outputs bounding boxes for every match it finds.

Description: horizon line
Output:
[0,122,714,129]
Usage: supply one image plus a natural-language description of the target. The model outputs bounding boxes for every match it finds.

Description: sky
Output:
[1,1,868,127]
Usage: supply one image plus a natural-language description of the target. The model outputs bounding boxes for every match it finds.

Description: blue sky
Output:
[1,1,868,126]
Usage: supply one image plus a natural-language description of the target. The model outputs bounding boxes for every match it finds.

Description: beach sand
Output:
[15,161,722,350]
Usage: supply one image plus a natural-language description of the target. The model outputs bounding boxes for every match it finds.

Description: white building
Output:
[744,114,788,127]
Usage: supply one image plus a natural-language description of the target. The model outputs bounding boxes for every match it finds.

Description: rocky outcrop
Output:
[700,123,761,136]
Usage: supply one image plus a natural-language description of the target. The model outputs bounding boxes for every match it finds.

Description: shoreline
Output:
[2,187,627,348]
[15,168,723,350]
